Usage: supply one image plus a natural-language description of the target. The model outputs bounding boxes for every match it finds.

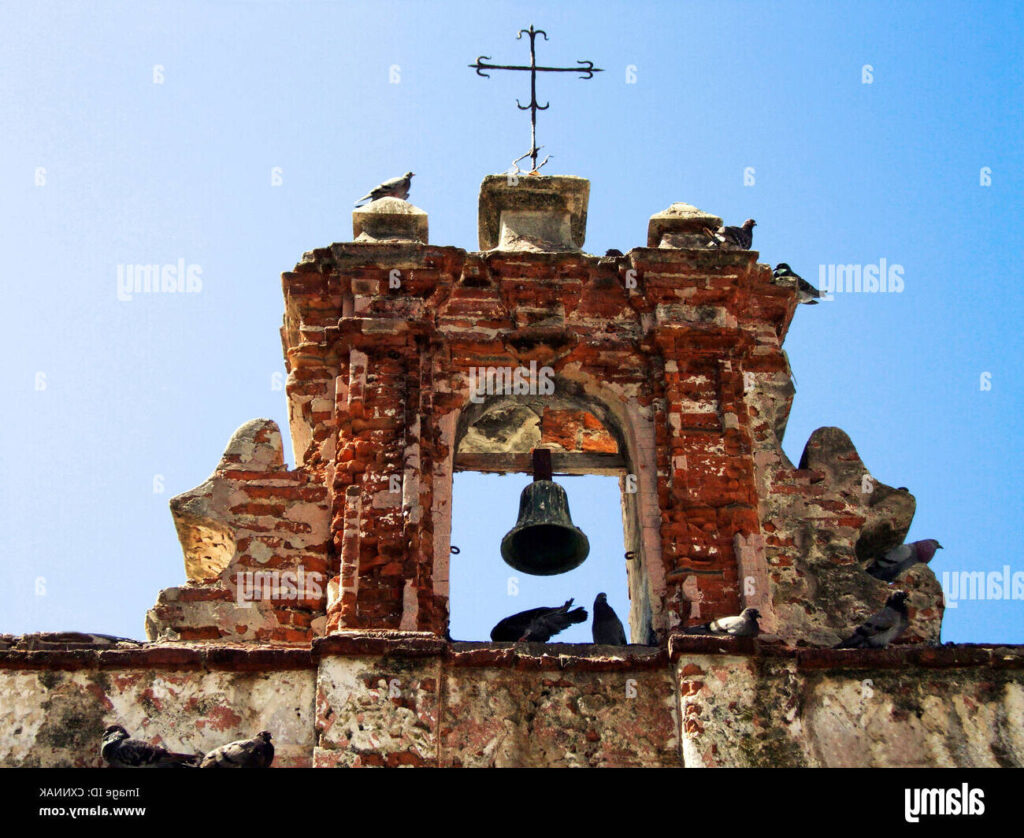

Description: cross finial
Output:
[470,25,603,174]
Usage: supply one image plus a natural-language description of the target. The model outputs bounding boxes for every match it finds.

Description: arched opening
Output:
[444,380,658,645]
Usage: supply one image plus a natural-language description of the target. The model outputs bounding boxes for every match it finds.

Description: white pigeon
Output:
[354,171,414,206]
[835,591,910,648]
[682,607,761,637]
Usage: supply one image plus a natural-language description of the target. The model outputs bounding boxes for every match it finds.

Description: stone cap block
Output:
[478,174,589,252]
[648,202,723,248]
[353,197,428,244]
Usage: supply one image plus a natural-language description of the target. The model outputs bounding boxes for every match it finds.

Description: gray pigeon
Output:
[682,607,761,637]
[490,599,588,642]
[101,725,199,768]
[592,592,627,645]
[354,171,414,206]
[866,539,943,583]
[772,263,821,304]
[835,591,910,649]
[704,218,756,250]
[199,730,274,768]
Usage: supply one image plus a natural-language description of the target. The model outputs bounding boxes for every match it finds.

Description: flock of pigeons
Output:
[101,725,273,769]
[488,538,943,649]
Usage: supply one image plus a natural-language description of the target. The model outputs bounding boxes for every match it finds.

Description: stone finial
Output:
[353,197,428,244]
[478,175,589,252]
[648,202,723,248]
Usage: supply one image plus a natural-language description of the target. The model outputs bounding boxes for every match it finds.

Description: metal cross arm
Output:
[469,59,602,81]
[469,25,603,173]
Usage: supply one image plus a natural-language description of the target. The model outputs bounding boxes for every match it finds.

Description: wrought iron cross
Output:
[470,25,603,173]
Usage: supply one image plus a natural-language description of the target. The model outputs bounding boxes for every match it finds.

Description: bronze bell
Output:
[500,449,590,576]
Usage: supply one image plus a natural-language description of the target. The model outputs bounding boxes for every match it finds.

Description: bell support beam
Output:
[453,452,626,475]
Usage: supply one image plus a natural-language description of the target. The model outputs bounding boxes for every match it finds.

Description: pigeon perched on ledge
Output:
[592,592,627,645]
[682,607,761,637]
[834,591,910,649]
[101,725,199,768]
[354,171,414,206]
[866,539,943,583]
[772,263,821,304]
[200,730,274,768]
[490,599,588,642]
[704,218,756,250]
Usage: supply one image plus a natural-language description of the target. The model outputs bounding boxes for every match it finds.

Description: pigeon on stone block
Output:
[866,539,943,583]
[834,591,910,649]
[200,730,274,768]
[682,607,761,637]
[354,171,414,206]
[704,218,756,250]
[592,592,628,645]
[490,599,588,643]
[101,725,200,768]
[772,263,822,304]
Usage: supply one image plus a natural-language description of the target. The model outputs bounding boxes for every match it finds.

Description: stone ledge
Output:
[667,635,1024,670]
[0,642,314,672]
[446,641,668,670]
[313,630,445,658]
[628,247,760,269]
[3,633,1021,673]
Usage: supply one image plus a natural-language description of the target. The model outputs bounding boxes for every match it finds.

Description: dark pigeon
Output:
[704,218,756,250]
[772,263,821,304]
[604,248,624,257]
[101,725,199,768]
[490,599,588,643]
[867,539,943,583]
[683,607,761,637]
[355,171,414,206]
[592,592,627,645]
[835,591,910,649]
[200,730,274,768]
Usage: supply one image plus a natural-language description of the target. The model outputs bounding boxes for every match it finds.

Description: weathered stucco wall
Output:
[0,638,315,768]
[2,634,1021,768]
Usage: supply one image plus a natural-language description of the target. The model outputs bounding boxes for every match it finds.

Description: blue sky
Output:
[1,0,1021,643]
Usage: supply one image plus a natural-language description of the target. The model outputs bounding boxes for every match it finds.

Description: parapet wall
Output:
[2,634,1021,768]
